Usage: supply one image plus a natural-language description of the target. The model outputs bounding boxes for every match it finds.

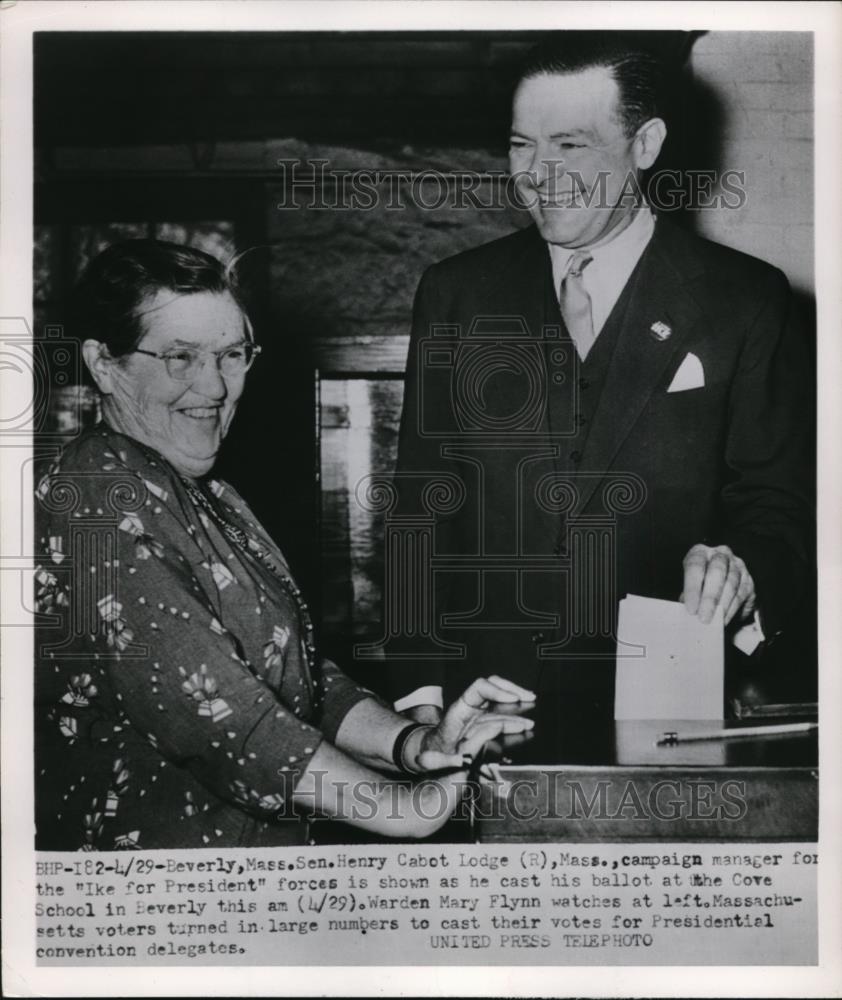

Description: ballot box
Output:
[471,716,818,843]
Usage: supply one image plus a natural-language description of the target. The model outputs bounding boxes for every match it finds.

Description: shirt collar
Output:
[548,207,656,281]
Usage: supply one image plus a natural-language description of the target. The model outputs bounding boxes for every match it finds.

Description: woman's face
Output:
[95,289,249,478]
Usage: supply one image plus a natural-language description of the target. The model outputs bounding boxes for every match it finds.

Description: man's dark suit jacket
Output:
[385,217,813,718]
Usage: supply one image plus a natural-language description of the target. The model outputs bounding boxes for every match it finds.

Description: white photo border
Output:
[2,2,840,996]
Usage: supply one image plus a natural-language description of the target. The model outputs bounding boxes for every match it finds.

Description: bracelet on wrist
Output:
[392,722,433,773]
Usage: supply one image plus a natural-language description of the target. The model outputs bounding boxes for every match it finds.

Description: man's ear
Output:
[82,339,117,395]
[633,117,667,171]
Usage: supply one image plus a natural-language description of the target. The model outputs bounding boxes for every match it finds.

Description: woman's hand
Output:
[408,675,536,772]
[298,676,535,838]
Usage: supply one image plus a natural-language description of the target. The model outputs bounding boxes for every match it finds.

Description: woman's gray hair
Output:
[69,238,252,357]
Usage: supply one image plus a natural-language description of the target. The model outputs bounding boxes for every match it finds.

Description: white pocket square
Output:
[667,352,704,393]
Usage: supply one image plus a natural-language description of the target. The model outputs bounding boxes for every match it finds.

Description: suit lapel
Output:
[495,227,566,460]
[509,224,559,346]
[575,221,707,514]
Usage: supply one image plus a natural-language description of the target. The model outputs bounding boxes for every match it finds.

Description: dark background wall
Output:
[35,30,813,293]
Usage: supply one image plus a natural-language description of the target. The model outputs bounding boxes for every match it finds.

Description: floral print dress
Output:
[34,425,376,850]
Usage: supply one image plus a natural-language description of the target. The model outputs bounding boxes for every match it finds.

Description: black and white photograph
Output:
[1,1,840,995]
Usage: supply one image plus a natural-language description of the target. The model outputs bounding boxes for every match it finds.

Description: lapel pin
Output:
[649,320,672,341]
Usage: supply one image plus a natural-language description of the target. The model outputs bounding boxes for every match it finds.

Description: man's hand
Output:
[682,543,756,625]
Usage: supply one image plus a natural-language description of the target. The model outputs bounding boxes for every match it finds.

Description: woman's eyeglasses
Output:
[129,342,262,382]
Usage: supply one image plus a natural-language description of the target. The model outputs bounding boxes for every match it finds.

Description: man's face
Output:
[509,67,649,248]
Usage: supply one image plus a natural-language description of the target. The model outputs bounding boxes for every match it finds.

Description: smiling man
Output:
[387,33,813,728]
[508,64,665,251]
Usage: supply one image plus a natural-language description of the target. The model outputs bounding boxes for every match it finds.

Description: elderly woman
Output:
[33,240,533,850]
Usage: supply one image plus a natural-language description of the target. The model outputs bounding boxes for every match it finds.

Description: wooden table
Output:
[471,718,818,842]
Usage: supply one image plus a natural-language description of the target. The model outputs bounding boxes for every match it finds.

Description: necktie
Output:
[559,251,595,361]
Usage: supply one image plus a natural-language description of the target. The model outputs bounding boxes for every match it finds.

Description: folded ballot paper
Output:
[614,594,724,720]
